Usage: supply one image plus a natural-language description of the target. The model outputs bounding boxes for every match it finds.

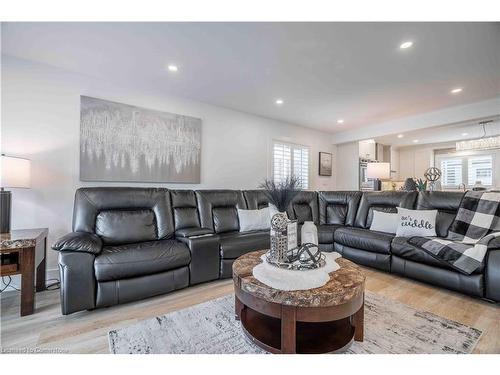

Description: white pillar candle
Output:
[301,221,318,246]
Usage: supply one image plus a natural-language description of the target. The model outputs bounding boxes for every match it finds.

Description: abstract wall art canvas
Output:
[80,96,201,183]
[319,152,332,176]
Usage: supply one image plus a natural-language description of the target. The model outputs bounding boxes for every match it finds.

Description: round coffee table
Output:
[232,250,365,354]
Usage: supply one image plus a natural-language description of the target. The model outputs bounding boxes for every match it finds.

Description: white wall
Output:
[390,147,400,180]
[1,56,336,278]
[397,142,455,180]
[335,142,359,190]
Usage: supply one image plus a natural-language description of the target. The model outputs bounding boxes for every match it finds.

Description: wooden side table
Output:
[0,228,48,316]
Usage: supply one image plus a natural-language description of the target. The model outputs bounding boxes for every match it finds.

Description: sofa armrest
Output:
[175,227,213,238]
[178,234,220,285]
[58,251,96,314]
[488,236,500,250]
[485,248,500,302]
[52,232,103,255]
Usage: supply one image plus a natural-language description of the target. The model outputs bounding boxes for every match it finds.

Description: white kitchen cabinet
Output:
[359,140,377,160]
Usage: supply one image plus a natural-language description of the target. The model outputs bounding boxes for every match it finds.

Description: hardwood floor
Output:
[1,267,499,354]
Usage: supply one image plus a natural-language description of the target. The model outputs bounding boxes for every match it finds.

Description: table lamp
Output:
[0,155,31,233]
[367,162,390,191]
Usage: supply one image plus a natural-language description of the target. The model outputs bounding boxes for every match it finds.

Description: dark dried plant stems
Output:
[259,175,302,212]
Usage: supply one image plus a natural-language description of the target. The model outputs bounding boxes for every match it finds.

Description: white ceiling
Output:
[2,22,500,133]
[375,116,500,147]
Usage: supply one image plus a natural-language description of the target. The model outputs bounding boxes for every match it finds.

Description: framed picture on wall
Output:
[319,152,332,176]
[79,96,201,183]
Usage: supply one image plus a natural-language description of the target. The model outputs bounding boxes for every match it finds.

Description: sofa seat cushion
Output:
[318,224,342,244]
[94,240,191,282]
[219,230,270,259]
[334,227,394,254]
[391,237,484,274]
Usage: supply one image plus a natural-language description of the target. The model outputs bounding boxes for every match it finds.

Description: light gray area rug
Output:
[108,291,482,354]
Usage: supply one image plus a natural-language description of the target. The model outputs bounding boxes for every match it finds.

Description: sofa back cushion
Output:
[196,190,247,233]
[354,191,418,229]
[213,207,240,233]
[286,191,319,224]
[243,190,270,209]
[170,190,201,230]
[416,191,464,237]
[318,191,362,226]
[96,209,157,245]
[73,187,174,243]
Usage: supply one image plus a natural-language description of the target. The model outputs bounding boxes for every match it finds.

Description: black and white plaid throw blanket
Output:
[408,191,500,275]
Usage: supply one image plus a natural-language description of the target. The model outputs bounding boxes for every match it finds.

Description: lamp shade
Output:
[367,162,391,180]
[0,155,31,188]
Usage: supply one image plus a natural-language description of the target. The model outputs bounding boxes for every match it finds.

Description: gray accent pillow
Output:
[369,210,399,234]
[237,207,271,232]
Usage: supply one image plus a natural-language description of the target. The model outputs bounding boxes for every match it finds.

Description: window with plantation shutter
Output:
[273,142,292,185]
[440,158,463,188]
[435,152,495,189]
[468,156,493,186]
[272,141,310,189]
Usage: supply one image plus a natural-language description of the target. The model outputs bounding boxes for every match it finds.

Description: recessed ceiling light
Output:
[451,87,463,94]
[462,132,468,136]
[167,64,178,72]
[275,99,284,105]
[337,119,344,124]
[397,134,404,138]
[412,139,419,143]
[400,41,413,49]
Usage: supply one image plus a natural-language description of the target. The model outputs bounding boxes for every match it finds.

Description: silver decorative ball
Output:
[299,245,320,263]
[271,212,288,231]
[424,167,442,182]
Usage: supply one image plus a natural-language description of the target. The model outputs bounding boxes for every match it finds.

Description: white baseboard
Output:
[1,267,59,292]
[46,267,59,282]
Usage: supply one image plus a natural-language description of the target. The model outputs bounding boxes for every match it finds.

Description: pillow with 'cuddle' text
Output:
[396,207,437,237]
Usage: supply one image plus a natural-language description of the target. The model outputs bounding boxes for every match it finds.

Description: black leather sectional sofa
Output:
[52,187,500,315]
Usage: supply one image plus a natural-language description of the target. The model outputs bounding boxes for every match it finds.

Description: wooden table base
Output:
[236,295,364,354]
[232,251,366,354]
[1,229,48,316]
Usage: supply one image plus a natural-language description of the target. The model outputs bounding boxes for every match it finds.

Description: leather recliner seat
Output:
[389,191,485,297]
[196,190,270,278]
[94,240,191,282]
[317,191,362,252]
[54,188,191,313]
[334,191,417,272]
[53,187,500,315]
[389,191,477,273]
[286,191,320,244]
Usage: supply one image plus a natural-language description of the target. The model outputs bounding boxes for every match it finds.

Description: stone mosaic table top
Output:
[0,228,48,251]
[233,250,365,307]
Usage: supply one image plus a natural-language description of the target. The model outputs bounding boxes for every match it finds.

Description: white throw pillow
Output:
[268,204,284,220]
[370,210,399,234]
[238,207,271,232]
[395,207,438,237]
